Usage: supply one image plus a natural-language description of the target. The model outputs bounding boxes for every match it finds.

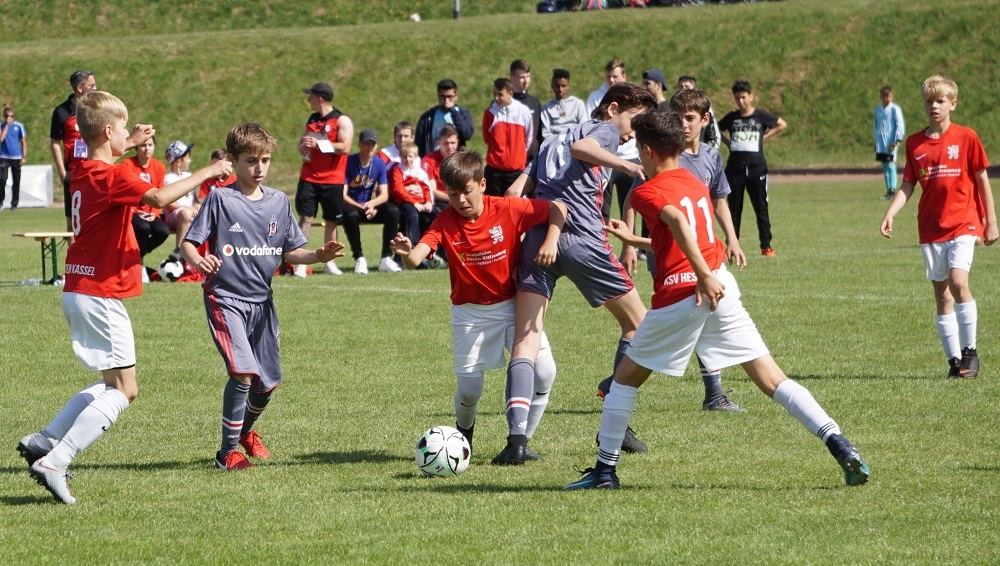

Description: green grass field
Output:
[2,180,999,563]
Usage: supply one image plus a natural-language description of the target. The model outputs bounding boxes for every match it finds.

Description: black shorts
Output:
[875,152,895,163]
[295,180,344,222]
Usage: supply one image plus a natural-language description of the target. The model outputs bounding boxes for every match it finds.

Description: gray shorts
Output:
[204,294,282,392]
[516,226,634,307]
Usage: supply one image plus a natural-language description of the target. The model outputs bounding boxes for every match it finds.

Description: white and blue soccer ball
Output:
[415,426,470,477]
[158,257,185,282]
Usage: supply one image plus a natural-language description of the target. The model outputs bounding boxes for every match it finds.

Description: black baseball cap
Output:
[359,129,378,143]
[642,69,667,90]
[302,82,334,101]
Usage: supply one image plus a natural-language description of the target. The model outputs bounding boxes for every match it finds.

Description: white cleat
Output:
[378,256,402,273]
[355,257,369,275]
[322,261,343,275]
[293,264,308,278]
[29,458,77,504]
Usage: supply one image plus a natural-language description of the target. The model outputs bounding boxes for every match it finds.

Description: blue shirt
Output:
[345,153,388,206]
[0,121,26,159]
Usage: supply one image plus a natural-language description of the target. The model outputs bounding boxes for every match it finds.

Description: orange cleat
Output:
[239,430,271,459]
[215,450,255,471]
[761,247,777,257]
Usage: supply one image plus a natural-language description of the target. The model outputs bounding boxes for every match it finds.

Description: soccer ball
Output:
[158,257,185,282]
[408,12,421,22]
[415,426,470,477]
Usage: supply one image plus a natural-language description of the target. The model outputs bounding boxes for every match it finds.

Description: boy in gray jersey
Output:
[498,83,656,463]
[182,123,344,470]
[610,91,749,413]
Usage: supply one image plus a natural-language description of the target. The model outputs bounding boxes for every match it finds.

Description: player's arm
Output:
[298,126,315,157]
[123,124,155,153]
[332,115,354,155]
[763,117,787,140]
[342,184,364,211]
[0,121,7,143]
[660,204,725,309]
[616,185,640,273]
[180,239,222,274]
[49,138,66,179]
[605,218,652,252]
[976,169,998,245]
[712,197,746,271]
[285,241,346,265]
[571,137,644,179]
[390,233,432,269]
[879,181,916,238]
[506,172,535,198]
[535,201,568,266]
[452,107,475,141]
[142,160,232,209]
[20,133,27,164]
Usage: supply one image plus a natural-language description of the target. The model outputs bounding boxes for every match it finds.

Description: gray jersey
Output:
[629,145,730,200]
[185,185,308,303]
[528,119,619,241]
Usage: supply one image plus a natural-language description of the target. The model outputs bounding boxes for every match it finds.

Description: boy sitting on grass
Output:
[390,151,566,460]
[18,91,232,503]
[181,123,344,471]
[566,110,869,490]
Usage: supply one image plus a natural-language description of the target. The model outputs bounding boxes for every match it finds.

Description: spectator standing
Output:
[588,59,639,222]
[482,78,534,197]
[415,79,475,157]
[641,69,668,107]
[1,106,27,210]
[510,60,542,161]
[50,70,97,230]
[874,85,906,200]
[295,82,353,276]
[540,69,587,143]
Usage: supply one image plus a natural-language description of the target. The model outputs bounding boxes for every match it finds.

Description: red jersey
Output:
[632,168,725,309]
[49,95,87,173]
[299,109,349,185]
[199,174,237,202]
[419,195,549,305]
[422,149,445,189]
[390,165,432,205]
[902,124,990,244]
[64,160,154,298]
[120,156,166,214]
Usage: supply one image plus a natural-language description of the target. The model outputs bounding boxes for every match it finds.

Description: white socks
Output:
[955,301,977,350]
[41,381,107,445]
[773,380,840,442]
[936,312,961,360]
[596,382,639,467]
[45,387,130,470]
[454,372,484,430]
[525,351,557,439]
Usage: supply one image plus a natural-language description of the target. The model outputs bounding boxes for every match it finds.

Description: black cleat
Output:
[703,391,747,413]
[947,357,961,379]
[825,434,871,486]
[523,444,543,462]
[596,426,648,454]
[491,443,528,465]
[596,375,613,399]
[456,423,474,453]
[564,466,620,490]
[958,347,980,379]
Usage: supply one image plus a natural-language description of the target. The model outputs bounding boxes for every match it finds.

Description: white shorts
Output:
[451,298,552,374]
[922,235,976,282]
[627,266,769,376]
[61,292,136,371]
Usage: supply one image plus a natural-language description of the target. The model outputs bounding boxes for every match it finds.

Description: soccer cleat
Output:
[595,427,648,454]
[354,256,369,275]
[563,466,620,490]
[702,392,747,413]
[29,458,77,504]
[322,261,343,275]
[293,264,308,278]
[947,357,961,379]
[880,191,896,201]
[239,430,271,459]
[431,252,448,269]
[825,434,870,486]
[378,256,402,273]
[958,347,980,379]
[523,445,543,462]
[215,450,255,471]
[17,433,52,467]
[456,423,474,453]
[761,247,777,257]
[491,441,529,466]
[596,375,613,399]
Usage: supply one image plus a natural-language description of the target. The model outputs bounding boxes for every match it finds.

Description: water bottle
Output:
[17,278,41,286]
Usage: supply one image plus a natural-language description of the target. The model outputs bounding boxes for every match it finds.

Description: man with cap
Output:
[162,140,199,255]
[342,129,402,274]
[295,82,354,276]
[642,68,668,108]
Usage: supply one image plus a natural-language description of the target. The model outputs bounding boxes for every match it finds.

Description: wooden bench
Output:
[11,232,74,284]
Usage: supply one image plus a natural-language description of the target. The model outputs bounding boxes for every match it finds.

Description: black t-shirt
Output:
[718,108,779,167]
[513,91,542,160]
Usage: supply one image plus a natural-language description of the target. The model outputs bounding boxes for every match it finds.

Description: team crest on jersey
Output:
[489,225,504,244]
[325,124,332,133]
[948,145,959,160]
[268,215,277,237]
[139,172,151,183]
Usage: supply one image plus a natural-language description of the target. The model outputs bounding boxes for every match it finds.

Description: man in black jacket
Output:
[415,79,475,157]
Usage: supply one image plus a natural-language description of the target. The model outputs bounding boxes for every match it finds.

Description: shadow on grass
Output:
[0,460,201,476]
[390,476,582,493]
[293,450,411,465]
[959,465,1000,473]
[787,373,891,381]
[1,494,66,506]
[670,482,839,491]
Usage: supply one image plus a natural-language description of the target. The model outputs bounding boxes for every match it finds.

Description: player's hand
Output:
[695,274,726,311]
[390,233,413,255]
[195,254,223,274]
[727,243,747,272]
[619,245,637,275]
[603,219,631,242]
[300,135,317,148]
[535,239,558,267]
[127,124,155,147]
[984,222,999,246]
[207,159,233,179]
[622,161,646,180]
[315,240,346,263]
[879,216,893,239]
[362,203,377,219]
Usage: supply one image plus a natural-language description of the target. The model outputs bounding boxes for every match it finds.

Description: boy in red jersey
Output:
[566,111,869,490]
[880,75,996,379]
[16,91,232,504]
[391,151,566,460]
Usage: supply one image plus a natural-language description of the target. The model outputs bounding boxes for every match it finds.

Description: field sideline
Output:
[1,180,999,563]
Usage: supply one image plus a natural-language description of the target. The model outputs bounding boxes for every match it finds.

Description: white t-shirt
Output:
[163,171,194,207]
